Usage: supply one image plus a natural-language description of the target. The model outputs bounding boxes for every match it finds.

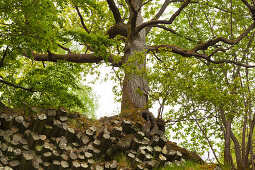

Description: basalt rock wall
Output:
[0,106,204,170]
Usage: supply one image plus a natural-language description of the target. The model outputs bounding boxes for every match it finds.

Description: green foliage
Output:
[0,58,97,117]
[0,0,106,117]
[0,0,60,52]
[159,160,197,170]
[1,0,255,167]
[145,1,255,164]
[147,42,255,159]
[67,29,115,58]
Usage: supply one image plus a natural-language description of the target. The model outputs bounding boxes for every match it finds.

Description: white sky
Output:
[89,65,160,119]
[91,71,121,118]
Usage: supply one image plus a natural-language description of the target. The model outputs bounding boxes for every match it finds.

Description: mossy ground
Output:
[159,161,220,170]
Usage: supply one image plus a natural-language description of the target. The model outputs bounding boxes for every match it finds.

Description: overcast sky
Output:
[90,65,162,119]
[88,66,121,118]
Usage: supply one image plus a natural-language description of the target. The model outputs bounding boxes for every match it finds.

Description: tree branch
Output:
[192,22,255,52]
[145,0,171,35]
[208,48,226,58]
[148,44,208,58]
[153,0,171,20]
[137,0,191,33]
[0,46,9,68]
[140,0,153,11]
[241,0,253,11]
[206,3,237,14]
[192,114,221,165]
[75,5,90,33]
[24,52,122,67]
[106,0,122,23]
[147,45,255,68]
[152,51,163,62]
[150,25,197,42]
[241,0,255,20]
[128,0,138,37]
[147,21,255,67]
[0,78,33,92]
[58,44,71,53]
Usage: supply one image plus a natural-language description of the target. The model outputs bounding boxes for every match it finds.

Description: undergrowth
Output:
[158,160,199,170]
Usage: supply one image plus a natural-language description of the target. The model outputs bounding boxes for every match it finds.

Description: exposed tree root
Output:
[139,110,165,135]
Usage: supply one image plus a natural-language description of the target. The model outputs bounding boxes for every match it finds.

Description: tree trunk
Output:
[230,131,242,170]
[121,0,149,114]
[220,109,234,168]
[224,120,233,168]
[245,112,255,168]
[242,116,247,170]
[121,40,148,113]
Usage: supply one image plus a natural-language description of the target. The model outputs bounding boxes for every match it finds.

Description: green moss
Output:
[113,152,131,168]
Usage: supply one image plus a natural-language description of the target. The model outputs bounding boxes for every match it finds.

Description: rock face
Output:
[0,107,204,169]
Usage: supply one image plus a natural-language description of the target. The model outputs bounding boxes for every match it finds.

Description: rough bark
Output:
[242,116,247,170]
[121,0,149,113]
[224,121,232,168]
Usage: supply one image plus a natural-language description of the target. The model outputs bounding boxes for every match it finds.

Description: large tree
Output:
[1,0,255,168]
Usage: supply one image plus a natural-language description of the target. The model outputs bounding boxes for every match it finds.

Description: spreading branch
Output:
[150,25,197,42]
[136,0,191,33]
[148,21,255,66]
[0,78,33,92]
[148,45,255,68]
[148,44,208,58]
[192,22,255,52]
[146,0,170,35]
[154,0,171,20]
[25,52,122,67]
[106,0,122,23]
[75,6,90,33]
[147,20,255,68]
[145,0,171,35]
[140,0,153,11]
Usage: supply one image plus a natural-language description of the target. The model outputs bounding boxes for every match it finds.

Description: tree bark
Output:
[220,109,234,168]
[242,115,247,169]
[121,0,149,114]
[245,112,255,167]
[224,120,232,168]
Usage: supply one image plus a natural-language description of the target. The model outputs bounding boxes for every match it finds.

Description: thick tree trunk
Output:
[121,40,148,113]
[121,0,149,114]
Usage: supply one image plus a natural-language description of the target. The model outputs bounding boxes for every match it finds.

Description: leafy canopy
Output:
[0,0,101,117]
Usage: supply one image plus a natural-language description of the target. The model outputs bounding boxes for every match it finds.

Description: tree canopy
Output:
[0,0,98,117]
[1,0,255,168]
